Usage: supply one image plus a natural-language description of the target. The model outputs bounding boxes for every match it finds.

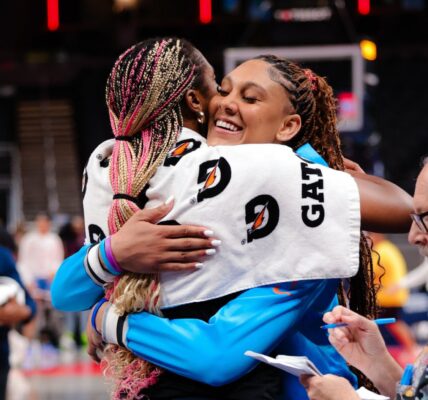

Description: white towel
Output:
[83,128,361,308]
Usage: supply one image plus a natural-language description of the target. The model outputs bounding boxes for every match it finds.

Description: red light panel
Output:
[358,0,370,15]
[199,0,212,24]
[47,0,60,31]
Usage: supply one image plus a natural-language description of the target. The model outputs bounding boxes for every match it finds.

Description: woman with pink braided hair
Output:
[83,37,219,398]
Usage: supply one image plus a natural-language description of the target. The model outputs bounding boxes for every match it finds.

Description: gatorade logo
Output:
[300,162,325,228]
[164,139,202,167]
[245,195,279,243]
[88,224,106,244]
[196,158,231,203]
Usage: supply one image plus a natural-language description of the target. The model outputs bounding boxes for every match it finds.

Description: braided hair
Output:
[256,55,377,387]
[104,38,199,399]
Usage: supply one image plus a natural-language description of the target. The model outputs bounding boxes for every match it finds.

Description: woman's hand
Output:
[300,374,360,400]
[343,157,365,174]
[111,200,220,273]
[87,301,109,363]
[323,306,402,399]
[324,306,387,373]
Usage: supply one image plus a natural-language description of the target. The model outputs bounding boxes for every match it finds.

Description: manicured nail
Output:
[165,195,174,205]
[205,249,216,256]
[204,230,215,237]
[211,240,222,247]
[195,263,204,269]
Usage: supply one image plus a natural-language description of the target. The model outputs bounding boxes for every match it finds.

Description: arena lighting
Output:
[360,39,377,61]
[358,0,370,15]
[47,0,59,31]
[113,0,139,12]
[199,0,212,24]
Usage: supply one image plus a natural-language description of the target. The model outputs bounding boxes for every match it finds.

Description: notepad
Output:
[244,350,322,377]
[244,350,389,400]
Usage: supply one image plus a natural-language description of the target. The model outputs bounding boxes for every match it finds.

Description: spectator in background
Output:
[18,213,63,347]
[0,228,36,400]
[59,216,85,258]
[18,213,64,297]
[370,232,418,354]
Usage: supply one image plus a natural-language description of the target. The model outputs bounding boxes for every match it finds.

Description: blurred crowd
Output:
[0,213,87,400]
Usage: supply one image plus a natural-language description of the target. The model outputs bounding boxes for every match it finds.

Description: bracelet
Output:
[91,298,108,335]
[104,236,123,274]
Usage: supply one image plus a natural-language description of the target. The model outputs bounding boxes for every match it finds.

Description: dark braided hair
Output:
[256,54,378,389]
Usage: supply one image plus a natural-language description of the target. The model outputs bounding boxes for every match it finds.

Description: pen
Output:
[400,364,413,386]
[320,317,396,330]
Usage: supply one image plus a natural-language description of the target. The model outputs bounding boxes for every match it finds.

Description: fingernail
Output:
[165,196,174,205]
[204,230,214,237]
[211,240,222,247]
[205,249,216,256]
[195,263,204,269]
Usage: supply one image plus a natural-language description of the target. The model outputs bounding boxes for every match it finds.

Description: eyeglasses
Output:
[410,211,428,234]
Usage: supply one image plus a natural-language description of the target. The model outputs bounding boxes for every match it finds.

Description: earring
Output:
[197,111,205,125]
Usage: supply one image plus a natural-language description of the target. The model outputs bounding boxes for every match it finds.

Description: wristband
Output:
[91,298,108,335]
[103,236,123,274]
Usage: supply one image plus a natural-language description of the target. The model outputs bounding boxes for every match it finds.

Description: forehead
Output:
[227,59,283,89]
[414,165,428,212]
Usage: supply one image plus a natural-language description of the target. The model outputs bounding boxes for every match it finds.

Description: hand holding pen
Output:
[322,305,403,400]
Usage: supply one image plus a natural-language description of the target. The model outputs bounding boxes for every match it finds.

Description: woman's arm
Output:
[95,279,336,386]
[51,244,105,311]
[352,172,412,233]
[51,204,218,311]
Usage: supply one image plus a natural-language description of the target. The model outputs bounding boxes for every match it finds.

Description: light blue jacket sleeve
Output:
[105,279,337,386]
[51,244,104,311]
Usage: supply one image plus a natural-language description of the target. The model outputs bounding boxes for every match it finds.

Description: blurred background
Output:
[0,0,428,399]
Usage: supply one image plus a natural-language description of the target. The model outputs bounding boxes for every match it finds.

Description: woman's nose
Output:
[219,94,238,115]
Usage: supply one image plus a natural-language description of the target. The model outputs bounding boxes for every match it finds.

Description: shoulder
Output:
[86,139,115,169]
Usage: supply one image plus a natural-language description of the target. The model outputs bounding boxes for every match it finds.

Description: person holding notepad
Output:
[302,158,428,400]
[301,305,402,400]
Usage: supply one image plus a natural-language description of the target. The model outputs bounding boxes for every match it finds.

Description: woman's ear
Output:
[184,89,203,114]
[275,114,302,143]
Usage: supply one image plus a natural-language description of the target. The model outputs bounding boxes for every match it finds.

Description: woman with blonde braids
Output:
[54,53,412,400]
[87,37,218,398]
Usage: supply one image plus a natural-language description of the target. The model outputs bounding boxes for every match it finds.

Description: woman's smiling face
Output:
[207,59,297,146]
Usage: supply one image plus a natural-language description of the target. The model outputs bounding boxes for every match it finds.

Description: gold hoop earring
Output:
[197,111,205,125]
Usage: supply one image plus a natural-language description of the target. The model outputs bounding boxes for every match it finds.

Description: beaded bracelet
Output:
[104,236,123,274]
[91,297,108,335]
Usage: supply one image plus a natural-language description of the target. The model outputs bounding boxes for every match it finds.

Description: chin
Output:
[207,134,242,146]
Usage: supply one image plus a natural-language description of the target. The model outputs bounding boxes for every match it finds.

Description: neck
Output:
[183,119,199,133]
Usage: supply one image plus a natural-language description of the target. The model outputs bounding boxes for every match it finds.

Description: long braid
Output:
[103,38,196,399]
[257,55,378,389]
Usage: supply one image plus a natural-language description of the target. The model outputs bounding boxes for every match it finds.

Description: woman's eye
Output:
[243,96,257,103]
[217,86,228,96]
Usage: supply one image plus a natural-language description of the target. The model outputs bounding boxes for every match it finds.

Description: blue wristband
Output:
[99,239,121,276]
[91,298,108,335]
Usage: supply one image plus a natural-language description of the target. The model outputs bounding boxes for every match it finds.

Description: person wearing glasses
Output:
[301,157,428,400]
[409,159,428,253]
